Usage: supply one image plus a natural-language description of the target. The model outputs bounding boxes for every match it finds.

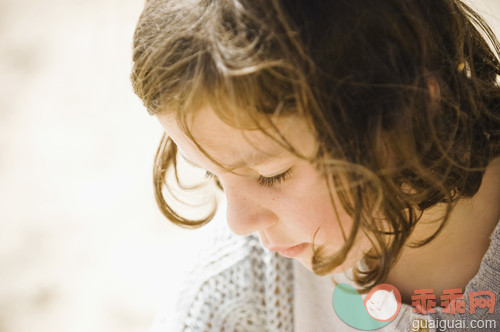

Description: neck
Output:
[386,158,500,304]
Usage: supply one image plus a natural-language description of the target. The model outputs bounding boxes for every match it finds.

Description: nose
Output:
[224,184,278,236]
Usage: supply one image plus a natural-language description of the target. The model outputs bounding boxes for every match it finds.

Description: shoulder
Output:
[463,219,500,295]
[389,221,500,332]
[153,215,294,332]
[465,218,500,322]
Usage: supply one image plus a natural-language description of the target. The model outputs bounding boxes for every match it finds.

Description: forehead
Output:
[157,106,317,170]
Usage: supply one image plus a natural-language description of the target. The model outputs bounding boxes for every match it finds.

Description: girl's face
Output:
[157,106,370,272]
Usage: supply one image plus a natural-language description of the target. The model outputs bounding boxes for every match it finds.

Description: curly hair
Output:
[131,0,500,290]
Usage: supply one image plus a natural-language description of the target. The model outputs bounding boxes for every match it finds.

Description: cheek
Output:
[309,177,352,240]
[298,174,371,267]
[312,192,353,248]
[278,166,351,244]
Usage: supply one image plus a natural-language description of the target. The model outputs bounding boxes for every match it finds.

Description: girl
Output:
[131,0,500,330]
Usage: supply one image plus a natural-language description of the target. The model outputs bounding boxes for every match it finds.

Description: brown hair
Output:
[131,0,500,289]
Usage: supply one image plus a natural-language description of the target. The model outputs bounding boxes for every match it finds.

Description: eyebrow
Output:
[179,147,284,171]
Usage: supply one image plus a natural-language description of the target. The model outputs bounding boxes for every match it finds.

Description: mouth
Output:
[266,243,308,258]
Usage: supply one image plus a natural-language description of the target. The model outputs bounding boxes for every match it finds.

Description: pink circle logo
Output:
[364,284,402,322]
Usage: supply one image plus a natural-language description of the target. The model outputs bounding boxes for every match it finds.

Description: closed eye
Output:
[257,169,292,188]
[205,169,292,188]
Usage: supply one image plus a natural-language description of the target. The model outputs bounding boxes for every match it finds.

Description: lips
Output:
[265,243,308,258]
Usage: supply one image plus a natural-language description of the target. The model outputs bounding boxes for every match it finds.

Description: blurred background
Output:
[0,0,206,331]
[0,1,498,331]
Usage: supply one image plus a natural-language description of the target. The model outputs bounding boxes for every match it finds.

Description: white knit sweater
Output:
[151,215,500,332]
[152,216,294,331]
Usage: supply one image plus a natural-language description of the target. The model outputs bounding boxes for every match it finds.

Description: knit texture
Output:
[152,220,500,332]
[152,218,294,332]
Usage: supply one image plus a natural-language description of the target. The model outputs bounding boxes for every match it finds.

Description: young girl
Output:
[131,0,500,330]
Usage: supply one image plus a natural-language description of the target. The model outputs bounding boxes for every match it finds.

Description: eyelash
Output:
[257,169,292,188]
[205,169,292,188]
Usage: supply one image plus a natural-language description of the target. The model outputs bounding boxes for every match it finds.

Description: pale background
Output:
[0,1,498,332]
